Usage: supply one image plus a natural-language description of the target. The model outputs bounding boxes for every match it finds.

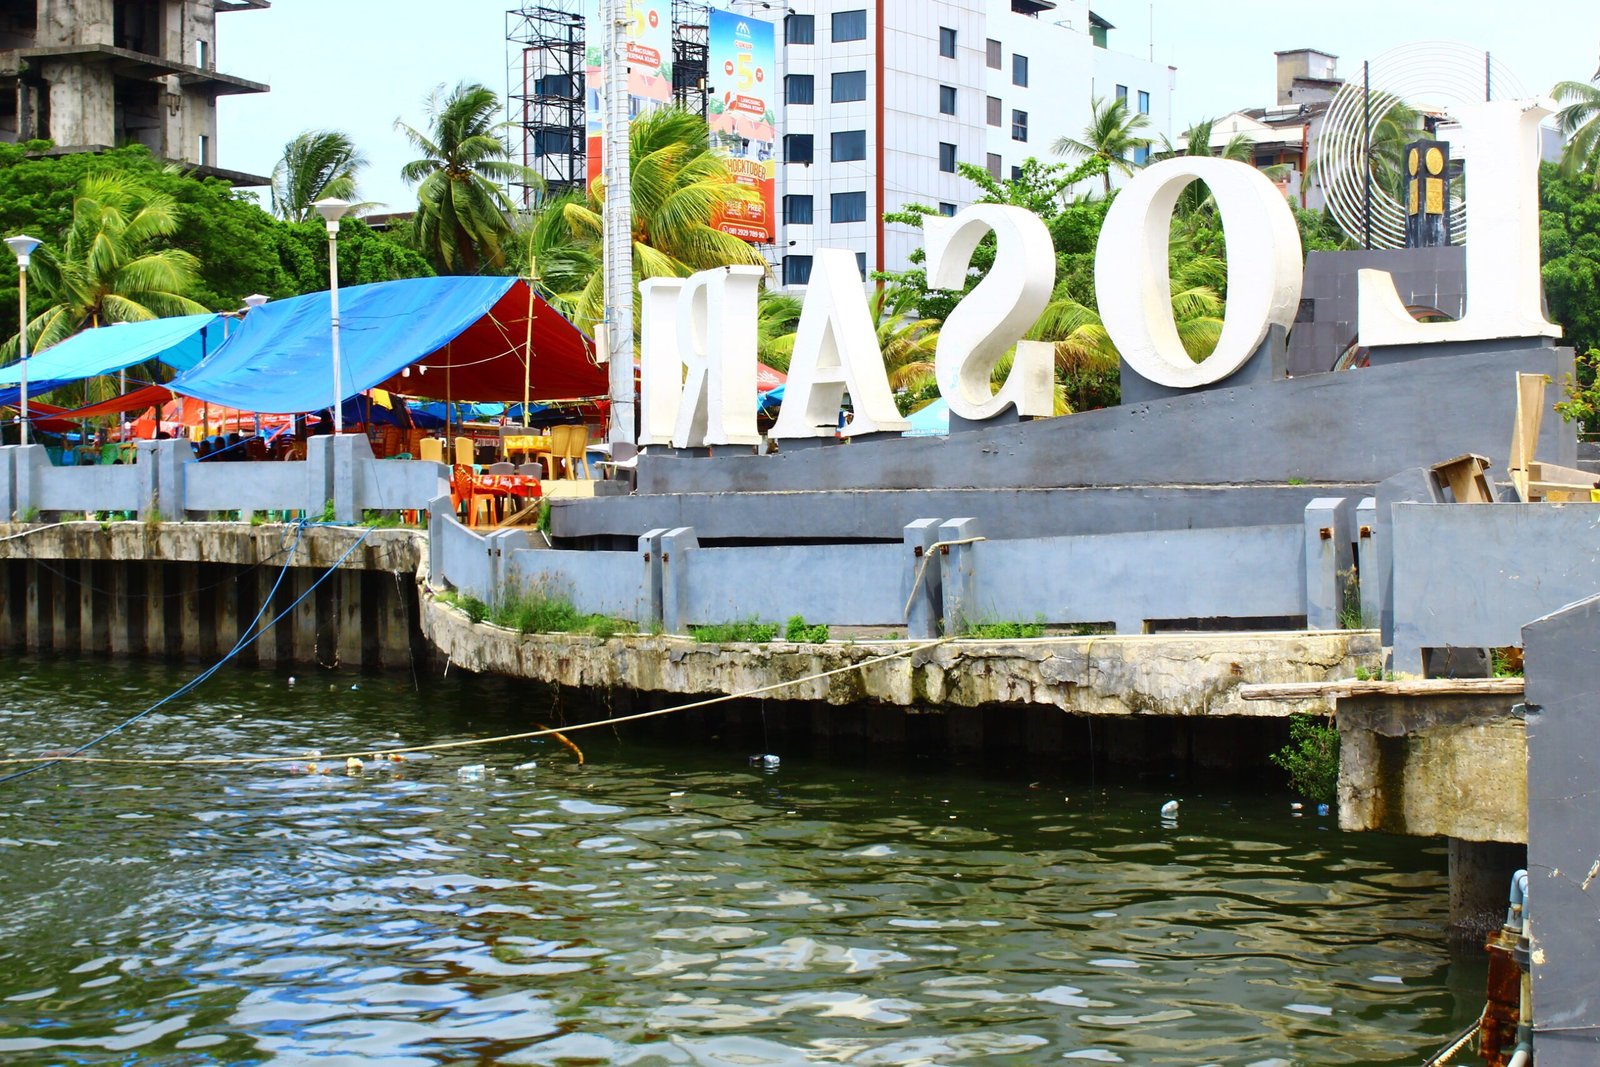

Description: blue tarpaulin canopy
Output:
[0,313,222,402]
[168,276,603,414]
[902,398,948,437]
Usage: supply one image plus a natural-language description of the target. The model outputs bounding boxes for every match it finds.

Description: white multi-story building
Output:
[767,0,1175,288]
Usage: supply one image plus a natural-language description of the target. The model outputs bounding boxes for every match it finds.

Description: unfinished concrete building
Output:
[0,0,270,184]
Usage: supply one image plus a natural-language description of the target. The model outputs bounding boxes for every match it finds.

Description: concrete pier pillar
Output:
[25,561,48,652]
[81,561,108,654]
[374,572,412,671]
[179,564,212,663]
[2,560,24,648]
[52,560,73,651]
[337,570,364,669]
[145,563,168,659]
[291,569,319,664]
[1448,837,1526,950]
[215,565,240,658]
[107,563,131,656]
[254,565,281,665]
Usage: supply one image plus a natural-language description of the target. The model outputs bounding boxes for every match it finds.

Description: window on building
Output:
[986,96,1002,127]
[784,255,814,286]
[785,74,814,105]
[785,13,815,45]
[1138,89,1150,115]
[783,195,814,225]
[1011,109,1028,142]
[832,130,866,161]
[939,141,957,173]
[939,26,957,58]
[986,38,1002,69]
[1013,54,1028,87]
[832,70,866,102]
[939,85,957,115]
[938,202,957,216]
[1133,145,1150,166]
[987,152,1002,179]
[198,134,211,166]
[784,134,814,164]
[831,191,867,223]
[1115,83,1128,103]
[832,9,866,42]
[856,252,868,279]
[1011,165,1023,181]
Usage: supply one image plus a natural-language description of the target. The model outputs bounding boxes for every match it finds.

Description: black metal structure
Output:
[507,2,588,204]
[672,0,710,117]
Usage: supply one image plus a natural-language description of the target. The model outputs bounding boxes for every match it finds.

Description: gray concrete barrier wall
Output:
[670,542,905,629]
[1391,503,1600,672]
[955,523,1308,634]
[184,461,313,514]
[356,457,450,513]
[30,461,144,514]
[505,547,650,622]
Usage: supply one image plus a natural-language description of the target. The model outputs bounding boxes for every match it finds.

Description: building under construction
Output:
[0,0,270,185]
[505,0,709,204]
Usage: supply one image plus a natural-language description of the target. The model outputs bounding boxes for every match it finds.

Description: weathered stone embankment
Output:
[420,587,1382,719]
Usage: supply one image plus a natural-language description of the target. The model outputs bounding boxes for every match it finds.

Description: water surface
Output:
[0,658,1480,1065]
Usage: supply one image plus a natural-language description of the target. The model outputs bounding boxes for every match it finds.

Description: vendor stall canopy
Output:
[0,313,222,406]
[168,276,604,414]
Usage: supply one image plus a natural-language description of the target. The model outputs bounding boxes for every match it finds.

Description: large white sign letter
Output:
[771,249,908,440]
[671,265,764,449]
[1097,157,1302,389]
[1357,99,1561,347]
[926,204,1055,421]
[638,277,685,446]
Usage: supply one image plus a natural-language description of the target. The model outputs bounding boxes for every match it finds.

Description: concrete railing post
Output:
[1304,497,1353,630]
[304,436,337,519]
[640,527,669,631]
[1375,467,1445,647]
[11,444,48,519]
[147,439,196,520]
[485,528,534,606]
[903,518,944,640]
[0,446,16,521]
[328,435,374,524]
[937,517,981,636]
[1355,496,1379,631]
[426,494,452,588]
[659,526,699,634]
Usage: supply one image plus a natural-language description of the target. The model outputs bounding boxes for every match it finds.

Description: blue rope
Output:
[0,521,376,786]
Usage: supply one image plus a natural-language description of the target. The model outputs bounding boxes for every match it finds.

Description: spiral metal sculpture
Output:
[1316,40,1526,249]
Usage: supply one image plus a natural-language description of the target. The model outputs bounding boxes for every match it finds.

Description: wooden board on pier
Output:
[1239,678,1525,701]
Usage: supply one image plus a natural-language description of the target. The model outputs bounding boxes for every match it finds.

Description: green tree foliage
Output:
[8,171,209,357]
[1553,78,1600,189]
[523,107,765,334]
[271,129,371,222]
[397,82,540,274]
[1054,97,1153,196]
[0,143,431,345]
[1541,162,1600,359]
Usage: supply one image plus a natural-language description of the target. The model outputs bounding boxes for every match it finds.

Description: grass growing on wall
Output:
[691,620,779,643]
[784,615,830,643]
[965,618,1046,639]
[491,585,629,639]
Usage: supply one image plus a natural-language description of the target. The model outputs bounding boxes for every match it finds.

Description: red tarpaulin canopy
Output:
[372,281,607,403]
[50,384,175,422]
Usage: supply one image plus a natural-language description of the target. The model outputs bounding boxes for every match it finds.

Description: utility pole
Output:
[602,0,636,455]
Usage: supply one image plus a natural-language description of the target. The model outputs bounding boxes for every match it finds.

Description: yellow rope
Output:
[902,536,986,619]
[0,638,952,769]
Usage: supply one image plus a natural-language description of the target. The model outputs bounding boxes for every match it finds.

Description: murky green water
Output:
[0,657,1480,1065]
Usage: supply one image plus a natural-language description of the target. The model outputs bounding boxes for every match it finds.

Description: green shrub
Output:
[691,619,778,643]
[458,594,489,624]
[966,618,1046,639]
[361,509,403,528]
[1271,714,1340,804]
[19,505,40,523]
[536,499,552,535]
[784,614,830,643]
[319,499,337,523]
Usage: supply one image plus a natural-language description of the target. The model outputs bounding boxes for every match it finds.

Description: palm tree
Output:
[755,290,803,372]
[1054,97,1153,195]
[1553,78,1600,188]
[3,173,207,369]
[525,107,765,334]
[271,130,371,222]
[397,82,541,274]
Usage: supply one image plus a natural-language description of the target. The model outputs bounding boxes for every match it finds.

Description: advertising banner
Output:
[707,9,775,243]
[586,0,674,184]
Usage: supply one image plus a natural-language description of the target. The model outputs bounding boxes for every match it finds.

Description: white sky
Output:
[216,0,1599,212]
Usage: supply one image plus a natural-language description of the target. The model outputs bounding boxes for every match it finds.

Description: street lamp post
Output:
[5,235,41,446]
[312,198,352,434]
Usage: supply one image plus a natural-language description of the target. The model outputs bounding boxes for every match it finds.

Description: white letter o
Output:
[1095,157,1302,389]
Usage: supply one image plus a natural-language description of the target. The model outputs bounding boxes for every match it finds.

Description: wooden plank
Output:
[1431,453,1495,504]
[1239,677,1525,701]
[1509,372,1547,501]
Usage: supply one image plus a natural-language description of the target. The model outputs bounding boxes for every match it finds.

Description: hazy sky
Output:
[216,0,1598,211]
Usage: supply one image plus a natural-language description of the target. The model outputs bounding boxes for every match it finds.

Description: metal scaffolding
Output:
[506,2,588,204]
[672,0,709,117]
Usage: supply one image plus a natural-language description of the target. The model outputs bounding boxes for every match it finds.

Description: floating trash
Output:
[512,761,538,772]
[1159,800,1180,819]
[345,757,364,774]
[749,754,781,769]
[457,764,486,781]
[1316,803,1331,817]
[1290,802,1303,811]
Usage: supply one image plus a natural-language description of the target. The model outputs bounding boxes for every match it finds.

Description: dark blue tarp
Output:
[169,277,520,414]
[0,313,222,394]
